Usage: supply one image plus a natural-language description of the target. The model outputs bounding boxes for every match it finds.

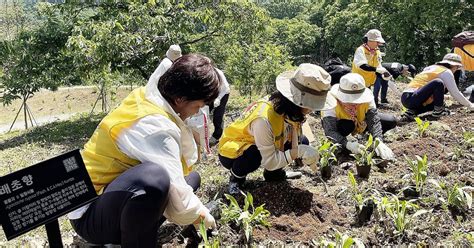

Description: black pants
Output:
[209,93,229,139]
[70,163,200,247]
[219,136,309,180]
[401,79,445,115]
[336,113,397,136]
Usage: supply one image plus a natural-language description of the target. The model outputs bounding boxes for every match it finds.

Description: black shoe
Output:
[431,106,450,118]
[381,99,389,104]
[398,109,416,123]
[228,175,245,195]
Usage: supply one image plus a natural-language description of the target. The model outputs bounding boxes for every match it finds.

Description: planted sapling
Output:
[428,179,474,214]
[221,192,271,243]
[352,134,379,178]
[318,230,365,248]
[414,117,430,137]
[402,154,428,197]
[318,139,338,179]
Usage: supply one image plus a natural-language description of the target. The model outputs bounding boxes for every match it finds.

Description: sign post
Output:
[0,149,97,246]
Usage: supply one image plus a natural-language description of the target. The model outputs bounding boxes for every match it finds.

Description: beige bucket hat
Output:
[365,29,385,43]
[437,53,463,67]
[330,73,374,104]
[276,63,336,111]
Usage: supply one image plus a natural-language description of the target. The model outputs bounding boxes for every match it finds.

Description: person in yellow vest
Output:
[321,73,396,160]
[400,53,474,122]
[218,63,336,194]
[352,29,392,106]
[68,54,220,247]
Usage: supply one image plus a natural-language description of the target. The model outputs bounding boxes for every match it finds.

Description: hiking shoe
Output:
[431,106,450,118]
[398,109,416,123]
[381,99,389,104]
[227,175,244,195]
[209,136,218,147]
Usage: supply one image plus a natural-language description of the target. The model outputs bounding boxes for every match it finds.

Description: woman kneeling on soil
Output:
[218,63,335,194]
[321,73,396,160]
[69,54,219,247]
[400,53,474,122]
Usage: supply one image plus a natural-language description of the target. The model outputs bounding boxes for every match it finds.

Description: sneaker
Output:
[398,109,416,123]
[431,106,450,118]
[209,137,218,147]
[381,99,389,104]
[227,175,244,195]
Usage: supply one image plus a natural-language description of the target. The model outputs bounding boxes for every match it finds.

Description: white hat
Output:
[437,53,463,67]
[330,73,374,104]
[365,29,385,43]
[166,45,182,61]
[276,63,336,111]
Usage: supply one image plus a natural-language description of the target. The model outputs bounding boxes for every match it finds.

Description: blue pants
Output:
[401,79,445,114]
[71,163,200,247]
[373,74,388,104]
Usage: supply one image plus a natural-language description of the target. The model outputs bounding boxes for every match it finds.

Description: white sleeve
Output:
[439,70,472,107]
[353,47,368,67]
[321,107,336,118]
[249,118,292,171]
[148,59,172,86]
[215,68,231,100]
[116,115,205,225]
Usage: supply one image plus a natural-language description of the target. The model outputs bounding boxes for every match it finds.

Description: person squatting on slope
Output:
[218,64,335,194]
[69,54,220,247]
[400,53,474,122]
[321,73,396,160]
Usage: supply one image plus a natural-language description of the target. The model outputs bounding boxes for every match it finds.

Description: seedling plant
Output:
[402,154,428,196]
[199,219,220,248]
[221,192,271,243]
[318,230,365,248]
[428,179,474,212]
[318,139,338,178]
[352,134,379,168]
[414,117,430,137]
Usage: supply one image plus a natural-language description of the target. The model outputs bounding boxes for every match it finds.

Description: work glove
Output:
[374,139,395,160]
[194,208,216,230]
[297,144,319,166]
[469,103,474,112]
[346,141,365,155]
[213,98,221,108]
[376,67,388,75]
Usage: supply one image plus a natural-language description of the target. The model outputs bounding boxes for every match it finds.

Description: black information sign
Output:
[0,149,97,240]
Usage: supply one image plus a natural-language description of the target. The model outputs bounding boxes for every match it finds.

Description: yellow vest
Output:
[218,99,285,159]
[82,87,192,194]
[454,44,474,71]
[408,65,448,105]
[352,45,381,87]
[334,103,370,134]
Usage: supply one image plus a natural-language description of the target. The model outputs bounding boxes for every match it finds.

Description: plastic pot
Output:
[356,164,371,178]
[320,165,332,179]
[357,199,375,224]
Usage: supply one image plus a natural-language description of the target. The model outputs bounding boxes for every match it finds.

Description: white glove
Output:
[213,98,221,108]
[195,208,216,230]
[376,67,388,75]
[469,103,474,112]
[375,140,395,160]
[346,141,364,155]
[297,144,319,166]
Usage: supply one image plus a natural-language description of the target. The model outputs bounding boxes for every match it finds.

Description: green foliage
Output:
[414,117,430,137]
[403,155,428,194]
[199,219,220,248]
[377,196,431,235]
[342,172,377,212]
[318,139,338,168]
[319,230,365,248]
[352,134,379,167]
[462,131,474,148]
[429,180,474,211]
[221,192,271,243]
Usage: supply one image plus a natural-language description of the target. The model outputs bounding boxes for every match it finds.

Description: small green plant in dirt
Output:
[402,154,428,195]
[414,117,430,137]
[318,230,365,248]
[199,219,220,248]
[448,145,466,161]
[318,139,338,168]
[428,180,474,212]
[221,192,271,243]
[377,196,431,236]
[352,134,379,167]
[462,131,474,148]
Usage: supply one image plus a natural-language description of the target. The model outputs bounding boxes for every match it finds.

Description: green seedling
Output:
[318,139,338,169]
[319,230,365,248]
[462,131,474,148]
[448,146,465,161]
[199,219,220,248]
[221,192,271,243]
[414,117,430,137]
[377,196,431,235]
[403,154,428,195]
[352,134,379,167]
[428,180,474,211]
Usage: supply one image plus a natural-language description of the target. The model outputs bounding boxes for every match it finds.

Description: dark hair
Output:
[407,64,417,77]
[158,54,220,105]
[269,91,305,122]
[436,62,457,70]
[362,36,368,44]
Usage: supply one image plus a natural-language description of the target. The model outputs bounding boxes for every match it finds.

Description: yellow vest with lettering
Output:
[352,45,381,87]
[82,87,192,194]
[454,44,474,71]
[334,103,370,134]
[408,65,448,105]
[218,99,285,159]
